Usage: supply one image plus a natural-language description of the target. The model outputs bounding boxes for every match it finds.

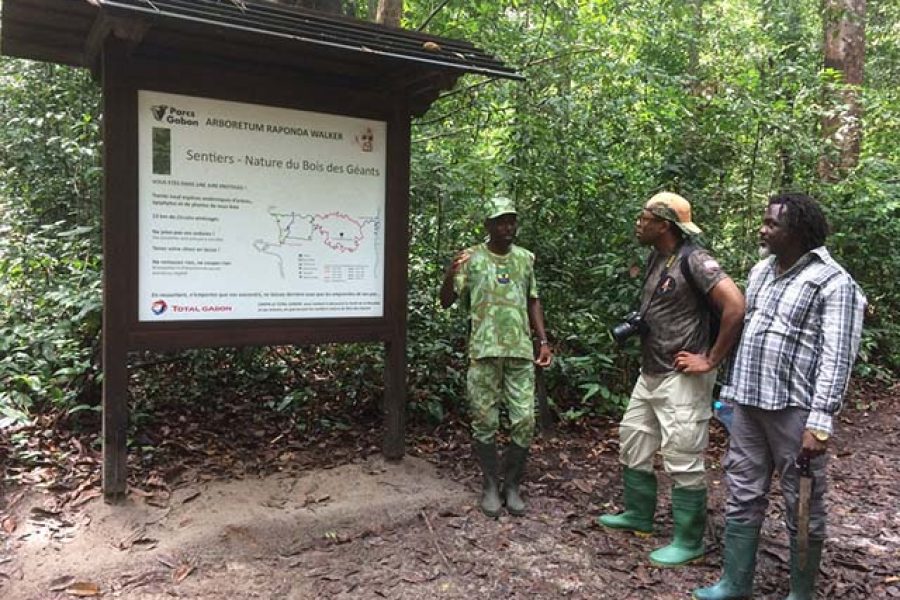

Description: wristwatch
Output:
[807,428,830,442]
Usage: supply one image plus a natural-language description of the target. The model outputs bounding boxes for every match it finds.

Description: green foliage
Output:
[0,61,102,424]
[1,0,898,431]
[816,163,900,376]
[406,0,900,418]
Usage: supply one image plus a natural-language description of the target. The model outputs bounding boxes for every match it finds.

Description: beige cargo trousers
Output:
[618,370,717,489]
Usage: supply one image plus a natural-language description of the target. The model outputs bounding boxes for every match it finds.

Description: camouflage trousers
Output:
[467,357,535,447]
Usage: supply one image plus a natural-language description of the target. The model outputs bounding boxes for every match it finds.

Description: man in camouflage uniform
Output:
[440,196,553,517]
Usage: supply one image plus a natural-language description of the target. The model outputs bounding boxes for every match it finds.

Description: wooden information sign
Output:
[1,0,520,501]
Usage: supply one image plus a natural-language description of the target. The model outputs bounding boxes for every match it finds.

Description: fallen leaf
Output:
[146,474,166,488]
[172,564,194,584]
[71,489,102,509]
[117,527,157,551]
[262,496,287,509]
[132,538,159,551]
[572,478,592,494]
[49,575,76,591]
[1,516,16,534]
[157,554,178,569]
[145,491,171,508]
[66,581,101,596]
[173,487,201,505]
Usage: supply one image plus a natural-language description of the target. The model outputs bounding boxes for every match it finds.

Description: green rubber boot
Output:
[473,441,502,518]
[502,443,529,516]
[597,467,657,536]
[692,520,761,600]
[784,538,824,600]
[649,486,707,567]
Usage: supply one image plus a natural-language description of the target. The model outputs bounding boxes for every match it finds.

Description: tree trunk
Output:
[376,0,403,27]
[818,0,866,181]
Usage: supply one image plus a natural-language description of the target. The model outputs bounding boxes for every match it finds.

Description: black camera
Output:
[611,311,648,345]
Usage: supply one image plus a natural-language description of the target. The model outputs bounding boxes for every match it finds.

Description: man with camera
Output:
[599,192,745,567]
[439,196,553,518]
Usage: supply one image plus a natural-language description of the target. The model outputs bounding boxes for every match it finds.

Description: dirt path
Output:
[1,382,898,599]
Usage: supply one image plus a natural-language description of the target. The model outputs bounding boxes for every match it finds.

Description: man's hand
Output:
[534,344,553,368]
[446,250,470,277]
[800,429,828,457]
[673,351,715,374]
[440,250,470,309]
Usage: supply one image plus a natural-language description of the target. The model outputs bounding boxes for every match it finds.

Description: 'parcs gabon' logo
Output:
[151,105,169,121]
[150,104,199,127]
[151,299,168,316]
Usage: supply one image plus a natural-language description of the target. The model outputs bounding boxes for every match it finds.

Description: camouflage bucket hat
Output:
[646,192,702,236]
[485,196,517,220]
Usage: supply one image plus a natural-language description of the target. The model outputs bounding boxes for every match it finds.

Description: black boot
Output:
[502,443,529,516]
[474,441,501,517]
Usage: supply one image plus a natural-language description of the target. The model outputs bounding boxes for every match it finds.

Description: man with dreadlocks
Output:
[693,193,866,600]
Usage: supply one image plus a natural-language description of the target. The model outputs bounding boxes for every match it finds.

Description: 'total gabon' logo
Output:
[151,299,168,316]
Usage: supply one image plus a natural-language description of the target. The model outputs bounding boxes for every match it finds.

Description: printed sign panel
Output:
[137,91,386,321]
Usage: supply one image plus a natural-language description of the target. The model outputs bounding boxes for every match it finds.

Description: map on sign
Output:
[254,208,383,279]
[136,90,387,321]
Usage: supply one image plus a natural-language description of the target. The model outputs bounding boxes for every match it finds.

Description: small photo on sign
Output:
[152,127,172,175]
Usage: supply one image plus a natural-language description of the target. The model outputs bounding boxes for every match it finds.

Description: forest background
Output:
[1,0,898,451]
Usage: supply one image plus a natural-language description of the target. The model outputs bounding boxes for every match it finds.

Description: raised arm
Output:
[439,250,469,309]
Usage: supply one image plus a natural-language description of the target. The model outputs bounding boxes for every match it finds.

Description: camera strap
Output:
[637,247,683,317]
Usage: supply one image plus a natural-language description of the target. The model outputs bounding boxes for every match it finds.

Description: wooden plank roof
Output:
[0,0,523,81]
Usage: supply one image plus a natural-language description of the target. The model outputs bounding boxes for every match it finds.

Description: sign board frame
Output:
[135,90,389,323]
[2,0,521,504]
[101,38,411,500]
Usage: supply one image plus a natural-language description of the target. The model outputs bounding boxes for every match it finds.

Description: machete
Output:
[796,452,813,569]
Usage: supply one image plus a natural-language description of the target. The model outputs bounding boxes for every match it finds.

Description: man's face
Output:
[486,213,517,244]
[759,203,791,258]
[635,206,667,246]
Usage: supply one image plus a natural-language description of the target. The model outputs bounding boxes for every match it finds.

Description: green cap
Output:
[485,196,517,220]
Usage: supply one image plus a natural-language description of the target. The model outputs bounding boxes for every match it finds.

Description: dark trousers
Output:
[724,405,828,540]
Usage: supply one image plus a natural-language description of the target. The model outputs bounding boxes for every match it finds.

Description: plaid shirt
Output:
[720,247,866,435]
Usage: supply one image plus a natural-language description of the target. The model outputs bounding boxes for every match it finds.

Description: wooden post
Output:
[101,37,135,502]
[382,105,411,460]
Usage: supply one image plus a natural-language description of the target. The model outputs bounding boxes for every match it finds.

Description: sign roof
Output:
[1,0,522,82]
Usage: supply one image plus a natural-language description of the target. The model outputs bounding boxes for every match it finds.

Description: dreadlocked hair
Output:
[768,192,829,252]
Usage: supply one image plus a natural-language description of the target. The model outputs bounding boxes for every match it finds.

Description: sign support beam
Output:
[102,36,136,502]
